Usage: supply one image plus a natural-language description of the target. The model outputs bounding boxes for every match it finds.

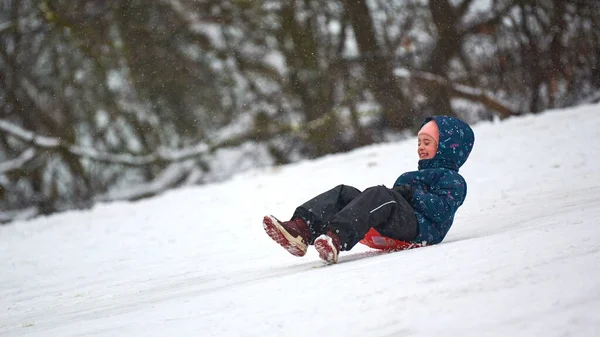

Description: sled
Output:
[359,228,425,251]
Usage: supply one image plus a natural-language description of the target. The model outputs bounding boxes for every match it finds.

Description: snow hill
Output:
[1,104,600,337]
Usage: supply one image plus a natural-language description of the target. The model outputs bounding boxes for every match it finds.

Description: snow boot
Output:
[263,215,311,257]
[314,231,342,263]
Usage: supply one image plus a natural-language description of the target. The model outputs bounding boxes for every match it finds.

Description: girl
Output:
[263,116,474,263]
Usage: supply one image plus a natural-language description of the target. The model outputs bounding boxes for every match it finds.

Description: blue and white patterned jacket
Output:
[394,116,475,244]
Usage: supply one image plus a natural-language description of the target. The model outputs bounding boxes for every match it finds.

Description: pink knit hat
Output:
[418,120,439,144]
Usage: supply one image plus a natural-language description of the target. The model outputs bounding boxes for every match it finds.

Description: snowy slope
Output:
[1,104,600,337]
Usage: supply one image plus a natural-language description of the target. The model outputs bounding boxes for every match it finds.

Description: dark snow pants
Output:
[291,184,418,251]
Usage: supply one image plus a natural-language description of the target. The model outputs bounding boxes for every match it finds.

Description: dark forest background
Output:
[1,0,598,223]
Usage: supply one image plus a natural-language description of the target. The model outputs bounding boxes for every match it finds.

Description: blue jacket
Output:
[394,116,475,245]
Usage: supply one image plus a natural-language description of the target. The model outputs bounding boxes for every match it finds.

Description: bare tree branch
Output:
[0,148,37,174]
[0,112,335,171]
[0,119,210,166]
[0,21,14,33]
[394,68,519,118]
[94,160,197,202]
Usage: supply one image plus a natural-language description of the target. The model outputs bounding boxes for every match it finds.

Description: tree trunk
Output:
[341,0,412,130]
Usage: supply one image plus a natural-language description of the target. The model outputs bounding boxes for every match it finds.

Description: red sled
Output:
[359,228,425,251]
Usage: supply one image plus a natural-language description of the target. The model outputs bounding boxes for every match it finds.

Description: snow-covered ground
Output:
[1,103,600,337]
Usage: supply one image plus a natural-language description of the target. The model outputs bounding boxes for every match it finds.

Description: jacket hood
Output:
[418,116,474,171]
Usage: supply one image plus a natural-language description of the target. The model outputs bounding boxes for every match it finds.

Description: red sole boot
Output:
[262,215,308,257]
[314,234,340,263]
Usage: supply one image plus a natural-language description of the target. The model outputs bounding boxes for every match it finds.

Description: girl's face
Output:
[418,134,438,159]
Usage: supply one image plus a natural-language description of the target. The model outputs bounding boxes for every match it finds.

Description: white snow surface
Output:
[2,103,600,336]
